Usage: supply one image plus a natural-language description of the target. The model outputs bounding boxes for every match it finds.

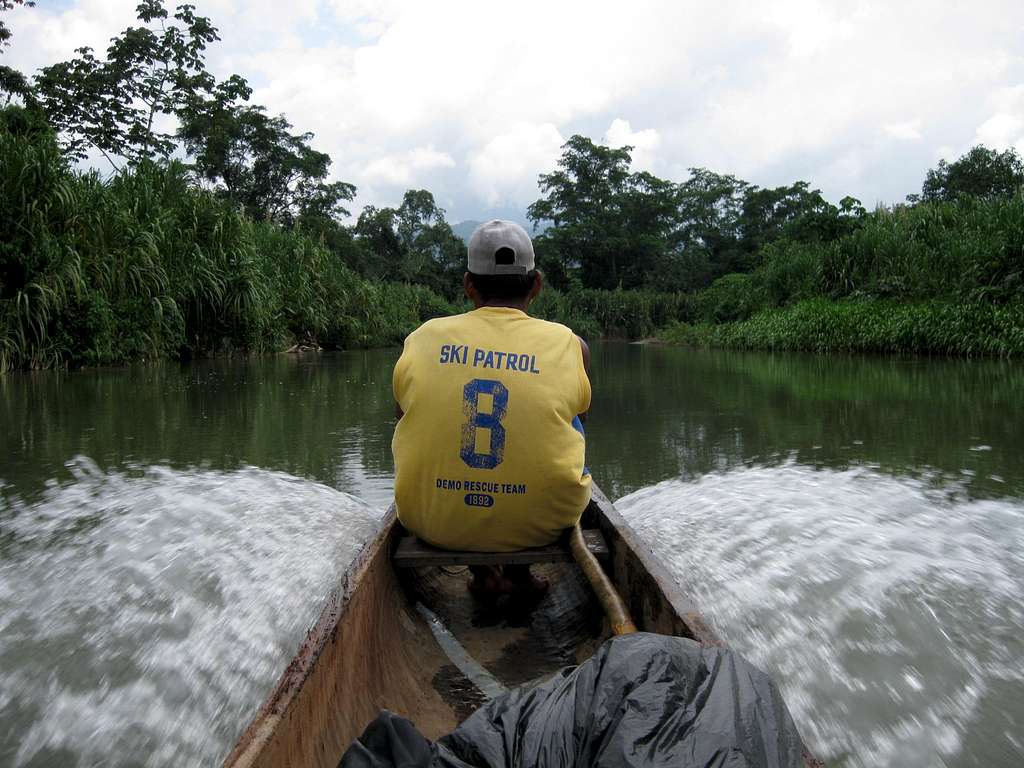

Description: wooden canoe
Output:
[223,484,822,767]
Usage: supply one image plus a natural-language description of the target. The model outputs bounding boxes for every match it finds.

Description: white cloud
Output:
[975,85,1024,155]
[760,0,863,58]
[326,0,412,25]
[355,20,387,39]
[468,123,566,207]
[604,119,661,171]
[976,113,1024,152]
[2,0,137,73]
[5,0,1024,218]
[883,121,923,141]
[362,146,455,186]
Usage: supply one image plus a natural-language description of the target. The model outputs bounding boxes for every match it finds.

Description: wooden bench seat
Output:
[393,529,609,567]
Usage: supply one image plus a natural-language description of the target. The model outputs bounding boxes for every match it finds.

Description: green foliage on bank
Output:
[0,118,688,371]
[657,190,1024,356]
[0,126,457,371]
[661,299,1024,356]
[820,196,1024,303]
[694,194,1024,322]
[532,288,693,340]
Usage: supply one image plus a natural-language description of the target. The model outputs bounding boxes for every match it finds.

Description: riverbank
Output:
[8,110,1024,370]
[657,298,1024,356]
[6,118,1024,368]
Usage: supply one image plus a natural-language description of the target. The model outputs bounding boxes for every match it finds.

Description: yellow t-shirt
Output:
[392,306,591,551]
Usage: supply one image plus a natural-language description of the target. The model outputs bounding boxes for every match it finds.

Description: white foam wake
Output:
[0,457,380,767]
[616,463,1024,768]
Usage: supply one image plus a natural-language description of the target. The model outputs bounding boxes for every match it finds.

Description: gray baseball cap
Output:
[467,220,535,275]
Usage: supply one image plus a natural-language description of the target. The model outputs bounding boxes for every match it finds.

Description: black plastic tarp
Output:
[340,632,807,768]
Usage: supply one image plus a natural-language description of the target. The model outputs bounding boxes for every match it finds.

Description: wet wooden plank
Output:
[393,529,608,567]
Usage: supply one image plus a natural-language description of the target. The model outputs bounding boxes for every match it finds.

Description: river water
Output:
[1,344,1022,767]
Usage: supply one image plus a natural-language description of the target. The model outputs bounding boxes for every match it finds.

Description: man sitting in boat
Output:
[392,220,591,596]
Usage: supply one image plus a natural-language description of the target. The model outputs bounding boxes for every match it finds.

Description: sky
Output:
[4,0,1024,224]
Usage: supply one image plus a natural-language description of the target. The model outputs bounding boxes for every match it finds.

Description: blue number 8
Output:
[460,379,508,469]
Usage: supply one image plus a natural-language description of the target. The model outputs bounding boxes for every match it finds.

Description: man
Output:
[392,220,591,595]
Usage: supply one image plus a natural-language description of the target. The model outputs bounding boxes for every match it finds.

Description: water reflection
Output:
[586,343,1024,500]
[3,345,1022,508]
[0,351,401,512]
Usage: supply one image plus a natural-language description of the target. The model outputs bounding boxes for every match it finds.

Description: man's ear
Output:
[464,272,482,307]
[527,271,543,303]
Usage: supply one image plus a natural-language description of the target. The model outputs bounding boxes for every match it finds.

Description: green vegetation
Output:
[527,135,867,293]
[657,193,1024,356]
[0,123,457,371]
[524,137,1024,356]
[0,1,468,371]
[523,118,1024,357]
[532,288,692,340]
[661,300,1024,356]
[2,1,1024,370]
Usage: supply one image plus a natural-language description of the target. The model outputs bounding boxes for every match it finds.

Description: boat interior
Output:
[224,489,719,768]
[401,557,608,722]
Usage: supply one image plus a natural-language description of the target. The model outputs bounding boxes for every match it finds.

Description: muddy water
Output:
[1,345,1022,766]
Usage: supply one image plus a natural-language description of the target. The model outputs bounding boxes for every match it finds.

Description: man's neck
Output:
[475,300,531,313]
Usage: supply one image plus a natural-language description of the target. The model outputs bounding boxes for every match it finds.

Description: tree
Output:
[528,135,678,290]
[178,90,354,226]
[35,1,220,168]
[672,168,748,286]
[0,101,48,136]
[0,61,30,104]
[616,171,680,288]
[913,145,1024,203]
[675,174,847,279]
[354,205,402,280]
[396,190,465,292]
[354,190,464,294]
[1,0,35,105]
[783,194,866,245]
[738,181,836,264]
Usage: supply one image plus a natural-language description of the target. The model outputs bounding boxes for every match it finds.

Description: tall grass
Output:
[0,125,683,371]
[8,120,1024,368]
[662,299,1024,357]
[663,194,1024,356]
[686,195,1024,327]
[819,197,1024,303]
[0,128,457,371]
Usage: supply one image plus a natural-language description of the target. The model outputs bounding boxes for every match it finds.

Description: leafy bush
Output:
[695,273,766,323]
[665,192,1024,357]
[0,124,687,372]
[9,111,1024,370]
[532,288,694,340]
[756,240,822,307]
[661,299,1024,357]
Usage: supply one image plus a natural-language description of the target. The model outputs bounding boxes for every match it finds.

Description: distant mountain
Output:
[451,220,483,243]
[451,218,549,243]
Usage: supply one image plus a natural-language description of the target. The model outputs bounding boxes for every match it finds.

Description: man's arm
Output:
[577,335,590,423]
